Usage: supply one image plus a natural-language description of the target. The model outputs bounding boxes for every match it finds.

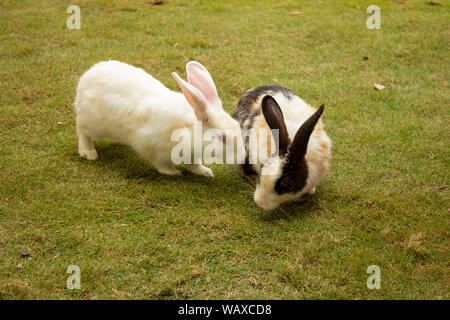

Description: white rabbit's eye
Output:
[218,134,226,144]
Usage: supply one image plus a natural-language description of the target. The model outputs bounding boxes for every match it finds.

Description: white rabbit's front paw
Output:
[79,149,98,161]
[186,164,214,178]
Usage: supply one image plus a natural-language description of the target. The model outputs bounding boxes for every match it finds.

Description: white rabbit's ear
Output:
[186,61,221,108]
[172,72,209,122]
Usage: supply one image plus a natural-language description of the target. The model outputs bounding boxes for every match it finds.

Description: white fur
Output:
[75,60,245,177]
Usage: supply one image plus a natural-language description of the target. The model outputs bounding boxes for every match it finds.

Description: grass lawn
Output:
[0,0,448,299]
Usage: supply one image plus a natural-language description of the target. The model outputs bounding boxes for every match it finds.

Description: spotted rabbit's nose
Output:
[254,194,277,211]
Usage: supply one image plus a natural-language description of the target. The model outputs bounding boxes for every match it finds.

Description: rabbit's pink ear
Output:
[172,72,209,122]
[186,61,221,108]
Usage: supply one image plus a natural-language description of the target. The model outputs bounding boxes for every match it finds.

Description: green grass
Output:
[0,0,448,299]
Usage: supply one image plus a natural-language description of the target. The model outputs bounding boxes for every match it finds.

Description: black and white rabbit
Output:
[233,85,331,210]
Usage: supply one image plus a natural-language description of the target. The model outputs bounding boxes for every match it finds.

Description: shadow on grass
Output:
[236,176,320,222]
[71,141,321,221]
[260,195,319,222]
[94,142,161,179]
[73,142,222,186]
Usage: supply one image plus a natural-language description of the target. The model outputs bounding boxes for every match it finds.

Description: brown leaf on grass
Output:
[396,0,405,4]
[289,12,304,16]
[404,232,430,257]
[20,249,30,258]
[380,228,393,243]
[407,233,423,249]
[373,83,386,90]
[426,1,442,6]
[149,0,167,6]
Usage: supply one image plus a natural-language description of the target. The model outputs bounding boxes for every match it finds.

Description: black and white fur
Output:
[232,85,331,211]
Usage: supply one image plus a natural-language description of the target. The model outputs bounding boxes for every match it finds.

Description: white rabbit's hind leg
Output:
[153,161,181,176]
[77,130,98,161]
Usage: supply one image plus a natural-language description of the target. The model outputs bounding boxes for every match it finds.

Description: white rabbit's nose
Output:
[237,152,246,165]
[238,141,246,157]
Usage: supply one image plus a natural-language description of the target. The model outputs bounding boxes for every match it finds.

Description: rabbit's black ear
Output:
[289,104,324,160]
[261,95,289,156]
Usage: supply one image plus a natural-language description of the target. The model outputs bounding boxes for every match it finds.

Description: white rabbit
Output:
[233,85,331,210]
[74,60,245,177]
